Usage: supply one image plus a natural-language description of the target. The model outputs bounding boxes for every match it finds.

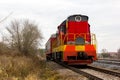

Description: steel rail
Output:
[87,65,120,77]
[98,59,120,62]
[96,60,120,66]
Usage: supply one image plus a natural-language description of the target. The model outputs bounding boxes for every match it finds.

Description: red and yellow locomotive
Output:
[45,14,97,65]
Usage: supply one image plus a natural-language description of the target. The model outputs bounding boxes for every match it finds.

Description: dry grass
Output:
[0,42,61,80]
[0,52,60,80]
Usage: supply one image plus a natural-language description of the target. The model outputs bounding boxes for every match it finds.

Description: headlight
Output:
[75,16,81,22]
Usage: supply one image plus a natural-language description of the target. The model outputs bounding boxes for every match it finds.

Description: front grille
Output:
[67,56,76,60]
[77,52,88,60]
[67,52,89,60]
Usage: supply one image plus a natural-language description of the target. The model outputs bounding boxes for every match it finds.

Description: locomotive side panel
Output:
[46,34,58,60]
[45,39,51,55]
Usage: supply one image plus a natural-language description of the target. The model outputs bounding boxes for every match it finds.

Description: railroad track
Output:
[55,61,103,80]
[54,61,120,80]
[99,59,120,62]
[96,60,120,66]
[87,65,120,77]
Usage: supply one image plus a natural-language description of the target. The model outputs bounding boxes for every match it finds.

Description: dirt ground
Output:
[46,61,88,80]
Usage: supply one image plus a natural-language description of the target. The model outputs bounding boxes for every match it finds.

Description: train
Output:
[45,14,97,65]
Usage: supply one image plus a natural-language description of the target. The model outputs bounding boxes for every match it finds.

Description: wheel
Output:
[46,56,49,61]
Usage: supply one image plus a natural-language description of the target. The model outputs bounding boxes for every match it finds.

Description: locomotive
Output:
[45,14,97,65]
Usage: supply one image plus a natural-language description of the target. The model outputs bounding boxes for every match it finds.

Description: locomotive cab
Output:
[58,15,91,45]
[58,21,66,34]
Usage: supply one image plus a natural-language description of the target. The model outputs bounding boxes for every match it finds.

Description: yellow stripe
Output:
[52,45,66,52]
[75,45,85,51]
[53,45,86,52]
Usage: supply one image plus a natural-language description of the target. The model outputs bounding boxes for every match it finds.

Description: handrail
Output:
[60,33,97,46]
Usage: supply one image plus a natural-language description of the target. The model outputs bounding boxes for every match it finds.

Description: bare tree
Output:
[101,49,110,58]
[6,21,22,51]
[22,20,43,54]
[6,19,43,55]
[101,49,108,54]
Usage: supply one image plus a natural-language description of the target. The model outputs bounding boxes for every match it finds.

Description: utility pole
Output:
[0,12,13,23]
[0,12,13,42]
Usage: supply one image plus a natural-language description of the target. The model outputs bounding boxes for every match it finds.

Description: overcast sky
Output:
[0,0,120,52]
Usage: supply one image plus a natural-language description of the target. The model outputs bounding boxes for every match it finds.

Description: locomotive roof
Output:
[68,14,88,19]
[58,14,89,28]
[68,14,89,21]
[58,20,66,28]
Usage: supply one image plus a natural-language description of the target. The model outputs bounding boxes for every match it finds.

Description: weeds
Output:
[0,52,61,80]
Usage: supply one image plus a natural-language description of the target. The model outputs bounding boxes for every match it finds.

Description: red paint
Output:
[67,21,91,42]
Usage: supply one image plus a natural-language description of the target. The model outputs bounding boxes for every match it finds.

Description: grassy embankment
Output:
[0,49,62,80]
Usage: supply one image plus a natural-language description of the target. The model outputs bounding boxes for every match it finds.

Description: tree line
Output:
[99,48,120,59]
